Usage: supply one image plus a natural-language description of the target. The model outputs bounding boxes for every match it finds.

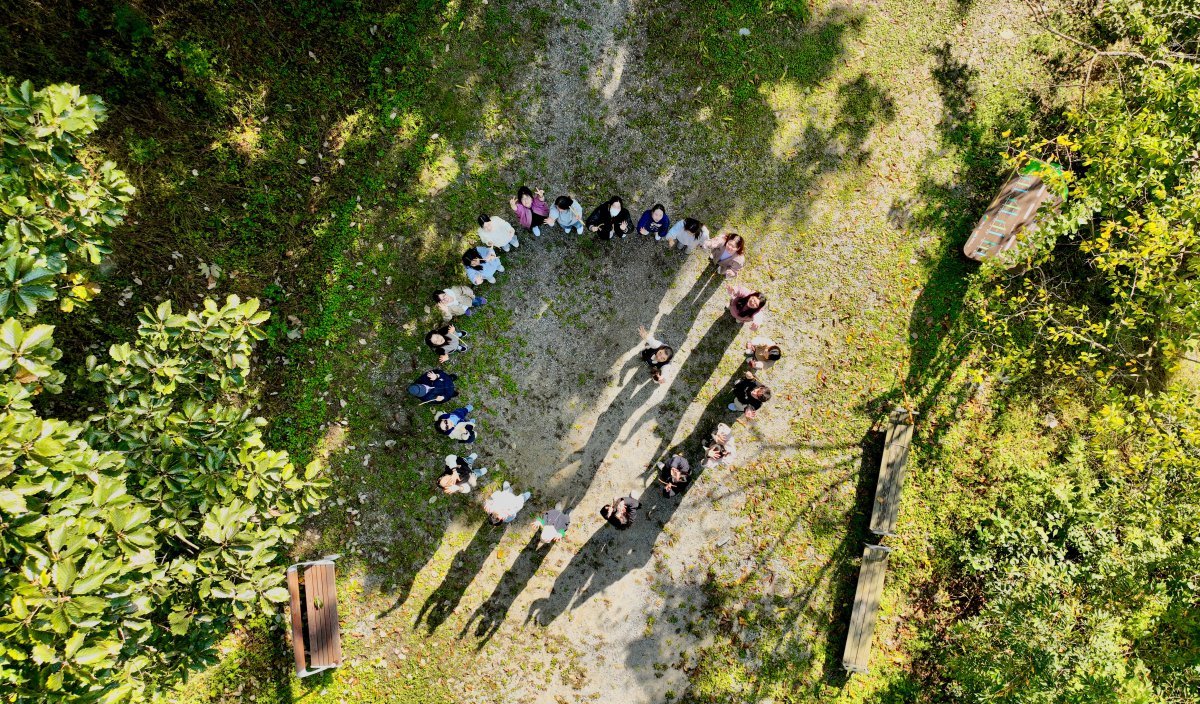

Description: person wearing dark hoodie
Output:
[407,369,458,405]
[586,196,633,240]
[600,494,642,529]
[637,203,671,240]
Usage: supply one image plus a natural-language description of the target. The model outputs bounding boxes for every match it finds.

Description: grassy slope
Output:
[1,0,1054,702]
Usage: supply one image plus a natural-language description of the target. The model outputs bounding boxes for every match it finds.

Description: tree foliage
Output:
[0,80,326,703]
[933,3,1200,701]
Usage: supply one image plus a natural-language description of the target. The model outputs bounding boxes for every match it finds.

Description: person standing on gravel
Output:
[586,196,633,240]
[426,323,468,363]
[484,481,532,524]
[435,404,477,443]
[637,203,671,239]
[550,195,585,235]
[433,286,486,321]
[745,336,781,372]
[438,453,487,494]
[600,494,642,529]
[702,423,737,468]
[462,245,504,285]
[407,368,459,404]
[656,454,692,497]
[535,506,571,547]
[729,370,772,419]
[664,216,710,252]
[638,324,674,384]
[703,232,746,277]
[477,213,519,252]
[726,283,768,330]
[510,185,550,237]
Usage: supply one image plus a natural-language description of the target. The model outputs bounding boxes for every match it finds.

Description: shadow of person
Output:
[460,531,552,647]
[525,371,744,627]
[414,518,507,634]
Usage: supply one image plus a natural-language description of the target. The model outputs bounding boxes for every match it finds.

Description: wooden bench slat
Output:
[324,565,342,665]
[842,544,891,673]
[869,410,914,536]
[304,565,328,667]
[286,567,307,673]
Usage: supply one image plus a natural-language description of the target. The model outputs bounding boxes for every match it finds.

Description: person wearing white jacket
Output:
[665,217,711,252]
[484,482,532,524]
[549,195,585,235]
[477,214,519,252]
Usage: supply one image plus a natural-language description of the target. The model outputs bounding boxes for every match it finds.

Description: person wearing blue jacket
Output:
[407,369,458,404]
[637,203,671,240]
[462,246,504,285]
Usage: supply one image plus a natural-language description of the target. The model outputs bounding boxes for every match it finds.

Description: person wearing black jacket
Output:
[600,494,641,529]
[585,196,633,240]
[728,370,772,419]
[407,369,458,404]
[656,455,691,497]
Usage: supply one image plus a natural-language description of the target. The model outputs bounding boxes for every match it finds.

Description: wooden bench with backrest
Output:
[869,407,915,537]
[286,555,342,677]
[842,544,891,673]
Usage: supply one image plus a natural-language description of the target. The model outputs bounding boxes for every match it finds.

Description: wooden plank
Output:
[842,545,891,673]
[869,411,914,536]
[286,567,307,674]
[304,565,329,667]
[325,564,342,665]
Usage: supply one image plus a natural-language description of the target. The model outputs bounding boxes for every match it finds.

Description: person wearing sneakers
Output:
[484,482,532,524]
[434,404,477,443]
[510,185,549,237]
[477,213,519,252]
[664,217,710,252]
[438,453,487,494]
[433,286,486,322]
[729,370,772,419]
[586,196,633,240]
[425,323,468,363]
[535,506,571,547]
[656,454,692,497]
[462,245,504,285]
[549,195,585,235]
[702,232,746,277]
[600,494,642,530]
[637,203,671,240]
[744,336,781,372]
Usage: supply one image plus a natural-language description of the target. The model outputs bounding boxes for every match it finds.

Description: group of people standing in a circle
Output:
[411,185,782,547]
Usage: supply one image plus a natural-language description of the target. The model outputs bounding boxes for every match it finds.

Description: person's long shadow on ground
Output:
[526,372,744,627]
[460,531,552,647]
[557,269,730,502]
[414,519,507,633]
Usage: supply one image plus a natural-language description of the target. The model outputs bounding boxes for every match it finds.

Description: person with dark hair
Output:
[425,323,468,363]
[535,505,571,546]
[745,336,781,372]
[656,455,691,497]
[638,324,674,384]
[585,196,633,240]
[550,195,585,235]
[729,370,772,419]
[702,423,737,468]
[637,203,671,240]
[434,404,477,443]
[433,286,486,321]
[462,245,504,285]
[703,232,746,277]
[726,283,768,330]
[510,185,549,237]
[600,494,642,529]
[665,216,710,252]
[407,369,458,404]
[438,453,487,494]
[477,213,519,252]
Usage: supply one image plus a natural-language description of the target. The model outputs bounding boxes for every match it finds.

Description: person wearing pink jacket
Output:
[727,283,768,330]
[510,185,550,237]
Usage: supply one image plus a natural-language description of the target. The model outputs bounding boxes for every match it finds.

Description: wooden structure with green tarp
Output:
[963,159,1068,263]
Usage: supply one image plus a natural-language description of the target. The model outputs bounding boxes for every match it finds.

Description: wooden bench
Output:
[842,544,891,674]
[286,555,342,677]
[869,408,915,537]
